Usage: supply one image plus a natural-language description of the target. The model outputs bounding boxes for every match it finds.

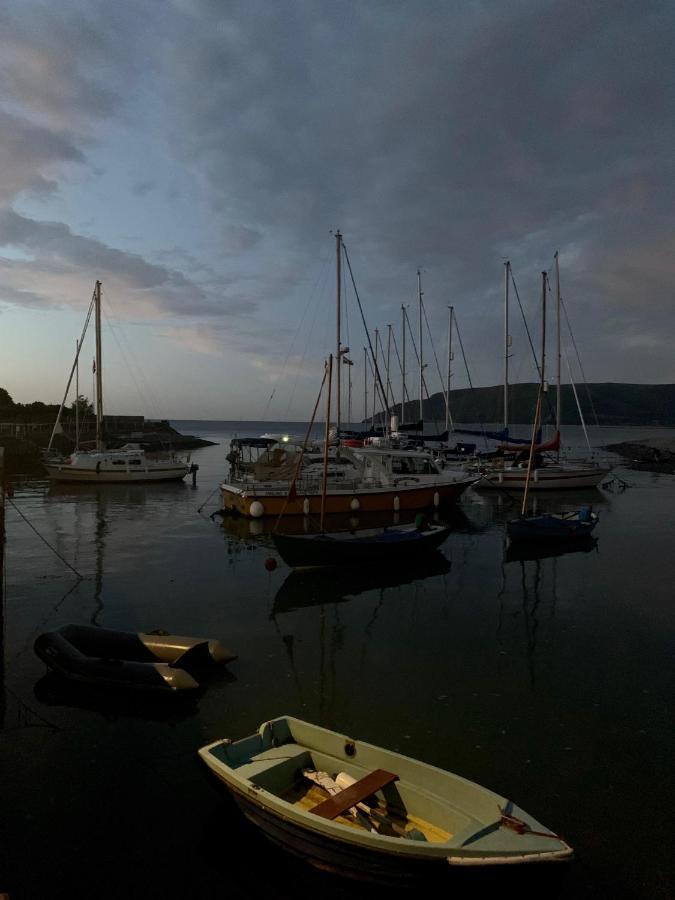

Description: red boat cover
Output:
[499,431,561,453]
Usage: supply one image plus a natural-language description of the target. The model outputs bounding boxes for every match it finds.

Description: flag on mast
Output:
[92,358,96,374]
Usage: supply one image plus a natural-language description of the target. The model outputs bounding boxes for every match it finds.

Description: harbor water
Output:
[1,422,673,899]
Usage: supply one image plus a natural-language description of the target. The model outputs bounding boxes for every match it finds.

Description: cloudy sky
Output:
[1,0,673,421]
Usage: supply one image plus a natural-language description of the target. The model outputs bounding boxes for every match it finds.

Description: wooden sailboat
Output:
[507,274,599,542]
[45,281,190,483]
[199,716,573,883]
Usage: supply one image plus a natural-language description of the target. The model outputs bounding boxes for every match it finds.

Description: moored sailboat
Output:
[474,256,610,490]
[45,281,190,483]
[506,273,601,541]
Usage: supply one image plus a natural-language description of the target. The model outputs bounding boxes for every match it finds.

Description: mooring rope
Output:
[5,496,84,580]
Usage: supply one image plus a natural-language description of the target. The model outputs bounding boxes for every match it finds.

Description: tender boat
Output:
[199,716,573,883]
[507,507,598,542]
[35,624,236,693]
[272,520,451,568]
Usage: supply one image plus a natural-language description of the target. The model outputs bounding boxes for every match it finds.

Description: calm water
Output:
[1,422,673,899]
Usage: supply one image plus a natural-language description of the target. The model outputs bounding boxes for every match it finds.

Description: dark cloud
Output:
[1,0,674,385]
[162,0,675,381]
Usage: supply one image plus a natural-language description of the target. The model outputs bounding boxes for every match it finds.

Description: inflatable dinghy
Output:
[34,624,236,693]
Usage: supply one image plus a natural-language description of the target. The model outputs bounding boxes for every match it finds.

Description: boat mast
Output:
[417,270,423,424]
[94,280,103,452]
[400,304,406,425]
[504,261,510,432]
[335,231,342,437]
[363,346,368,425]
[521,272,547,516]
[445,306,453,434]
[75,340,79,451]
[385,324,392,422]
[320,354,333,531]
[555,250,561,449]
[372,328,379,426]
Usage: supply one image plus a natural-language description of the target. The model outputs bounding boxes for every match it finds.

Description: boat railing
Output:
[231,475,367,495]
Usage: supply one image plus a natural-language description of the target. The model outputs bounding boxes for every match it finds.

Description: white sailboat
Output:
[45,281,190,483]
[475,256,610,491]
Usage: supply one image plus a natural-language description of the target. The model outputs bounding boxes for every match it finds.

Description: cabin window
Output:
[112,460,126,466]
[129,459,142,465]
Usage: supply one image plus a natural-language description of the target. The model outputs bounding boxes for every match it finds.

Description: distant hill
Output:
[383,383,675,427]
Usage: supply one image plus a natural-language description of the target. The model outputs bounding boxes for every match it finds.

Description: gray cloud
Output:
[161,0,675,381]
[1,0,674,392]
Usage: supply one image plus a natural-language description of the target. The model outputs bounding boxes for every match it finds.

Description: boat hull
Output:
[507,514,598,542]
[229,785,447,885]
[475,466,610,490]
[45,463,189,482]
[272,525,451,568]
[220,479,474,518]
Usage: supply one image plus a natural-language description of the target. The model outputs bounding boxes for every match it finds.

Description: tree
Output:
[70,395,94,418]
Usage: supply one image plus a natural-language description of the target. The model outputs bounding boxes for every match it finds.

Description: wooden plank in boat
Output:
[310,769,398,821]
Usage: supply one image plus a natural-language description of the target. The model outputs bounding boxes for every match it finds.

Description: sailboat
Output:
[45,281,190,483]
[220,234,476,518]
[474,256,610,490]
[507,274,599,542]
[271,355,452,567]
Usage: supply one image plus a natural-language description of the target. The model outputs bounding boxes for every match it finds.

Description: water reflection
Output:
[217,505,472,547]
[504,536,598,563]
[33,672,203,723]
[271,552,452,616]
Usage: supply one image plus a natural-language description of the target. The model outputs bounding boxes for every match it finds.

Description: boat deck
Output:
[282,781,452,844]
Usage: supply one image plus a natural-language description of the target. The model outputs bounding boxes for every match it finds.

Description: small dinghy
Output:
[272,519,450,569]
[35,624,236,693]
[199,716,572,883]
[507,506,598,542]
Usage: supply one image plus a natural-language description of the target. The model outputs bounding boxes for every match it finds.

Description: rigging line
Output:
[509,269,542,382]
[402,307,436,423]
[5,497,84,580]
[510,269,555,424]
[390,331,411,404]
[421,296,449,431]
[100,290,162,416]
[274,363,328,531]
[267,255,331,420]
[100,305,157,420]
[452,317,490,448]
[560,295,601,429]
[341,242,389,420]
[283,271,328,422]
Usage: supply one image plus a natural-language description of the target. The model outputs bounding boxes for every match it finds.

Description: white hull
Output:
[475,465,610,490]
[45,463,188,483]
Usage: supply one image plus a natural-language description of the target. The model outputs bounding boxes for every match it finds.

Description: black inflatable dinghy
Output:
[34,624,236,693]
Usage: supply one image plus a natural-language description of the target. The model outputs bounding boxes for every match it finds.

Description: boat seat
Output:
[236,743,312,789]
[310,768,399,820]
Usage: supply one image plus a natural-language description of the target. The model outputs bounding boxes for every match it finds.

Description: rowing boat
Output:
[199,716,572,883]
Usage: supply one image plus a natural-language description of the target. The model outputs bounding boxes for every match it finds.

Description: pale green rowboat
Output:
[199,716,572,883]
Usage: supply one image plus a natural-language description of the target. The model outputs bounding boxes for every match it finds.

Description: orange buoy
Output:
[264,557,278,571]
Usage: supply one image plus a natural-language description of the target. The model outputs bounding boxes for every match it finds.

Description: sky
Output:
[1,0,674,421]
